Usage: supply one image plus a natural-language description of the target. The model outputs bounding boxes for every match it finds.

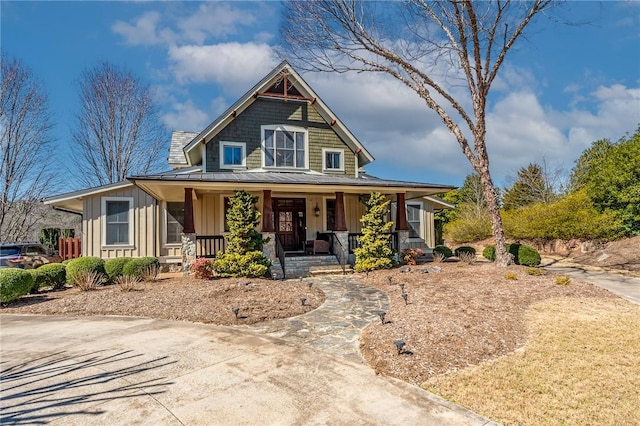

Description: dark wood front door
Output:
[274,198,306,251]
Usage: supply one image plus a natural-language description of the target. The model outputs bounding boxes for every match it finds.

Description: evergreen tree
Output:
[502,163,555,210]
[354,192,395,272]
[214,190,271,277]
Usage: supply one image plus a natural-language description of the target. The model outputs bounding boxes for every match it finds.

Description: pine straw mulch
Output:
[356,261,619,387]
[0,275,324,325]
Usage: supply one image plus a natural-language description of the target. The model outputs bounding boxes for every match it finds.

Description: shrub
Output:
[353,192,396,272]
[401,248,424,265]
[30,263,66,291]
[454,246,476,257]
[482,244,541,266]
[505,272,518,280]
[191,258,215,279]
[105,257,132,281]
[0,268,34,303]
[458,251,476,265]
[555,275,571,286]
[214,251,270,278]
[433,245,453,258]
[75,270,102,291]
[115,275,138,292]
[122,257,160,281]
[433,252,445,263]
[526,267,546,276]
[66,257,106,286]
[443,203,493,243]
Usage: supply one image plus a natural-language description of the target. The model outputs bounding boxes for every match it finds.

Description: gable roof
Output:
[181,60,375,168]
[168,131,199,167]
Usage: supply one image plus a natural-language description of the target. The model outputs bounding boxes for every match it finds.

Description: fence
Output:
[59,237,81,260]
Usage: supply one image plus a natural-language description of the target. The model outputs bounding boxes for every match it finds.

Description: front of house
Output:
[45,61,454,277]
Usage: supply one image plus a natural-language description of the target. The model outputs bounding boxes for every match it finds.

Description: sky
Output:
[2,1,639,192]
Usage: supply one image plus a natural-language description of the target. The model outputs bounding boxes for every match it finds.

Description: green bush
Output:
[354,192,396,272]
[66,257,106,286]
[0,268,34,303]
[214,251,271,278]
[30,263,66,291]
[122,257,160,280]
[433,245,453,258]
[105,257,132,281]
[454,246,476,257]
[482,243,541,266]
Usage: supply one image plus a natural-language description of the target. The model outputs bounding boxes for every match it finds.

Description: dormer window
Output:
[262,125,308,169]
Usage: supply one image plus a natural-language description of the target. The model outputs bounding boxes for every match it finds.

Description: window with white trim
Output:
[262,125,307,169]
[322,148,344,172]
[220,141,246,169]
[407,203,421,239]
[166,202,184,244]
[102,197,133,246]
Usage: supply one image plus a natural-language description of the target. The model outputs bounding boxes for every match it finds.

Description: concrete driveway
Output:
[0,315,496,425]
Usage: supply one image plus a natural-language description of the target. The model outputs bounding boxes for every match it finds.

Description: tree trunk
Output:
[476,165,511,266]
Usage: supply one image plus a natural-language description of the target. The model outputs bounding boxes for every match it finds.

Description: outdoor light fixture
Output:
[378,311,386,325]
[314,203,320,217]
[401,293,408,305]
[308,282,313,288]
[232,307,240,319]
[394,339,406,355]
[300,296,307,306]
[387,276,393,284]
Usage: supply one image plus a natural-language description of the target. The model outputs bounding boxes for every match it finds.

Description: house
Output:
[45,61,454,277]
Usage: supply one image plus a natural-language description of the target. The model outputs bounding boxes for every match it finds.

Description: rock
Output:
[398,265,411,273]
[581,240,598,253]
[427,266,442,273]
[415,266,430,274]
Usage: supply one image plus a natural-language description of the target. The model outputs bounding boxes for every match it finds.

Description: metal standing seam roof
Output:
[129,171,454,190]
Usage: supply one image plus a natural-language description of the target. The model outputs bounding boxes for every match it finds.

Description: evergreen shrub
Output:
[30,263,66,291]
[433,245,453,258]
[105,257,133,281]
[66,257,106,285]
[122,257,160,280]
[0,268,34,303]
[482,243,541,266]
[354,192,395,272]
[454,246,476,257]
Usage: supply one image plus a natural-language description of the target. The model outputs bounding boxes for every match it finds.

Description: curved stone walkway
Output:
[245,275,389,362]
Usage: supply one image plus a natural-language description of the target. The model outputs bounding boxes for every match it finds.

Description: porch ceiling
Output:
[128,172,454,201]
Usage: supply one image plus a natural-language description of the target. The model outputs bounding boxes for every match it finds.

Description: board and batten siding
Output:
[205,99,356,176]
[82,186,156,259]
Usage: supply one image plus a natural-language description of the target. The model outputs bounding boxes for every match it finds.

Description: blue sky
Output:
[2,1,639,192]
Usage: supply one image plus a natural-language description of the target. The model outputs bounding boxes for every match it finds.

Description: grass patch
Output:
[426,297,640,425]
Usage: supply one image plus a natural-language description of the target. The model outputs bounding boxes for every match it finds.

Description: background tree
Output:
[0,54,56,241]
[570,127,640,235]
[354,192,395,272]
[502,163,556,210]
[281,0,556,266]
[72,62,166,186]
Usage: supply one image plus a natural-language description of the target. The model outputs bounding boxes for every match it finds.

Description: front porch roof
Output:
[128,171,455,201]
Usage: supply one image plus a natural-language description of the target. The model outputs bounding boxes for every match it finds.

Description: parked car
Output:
[0,243,62,269]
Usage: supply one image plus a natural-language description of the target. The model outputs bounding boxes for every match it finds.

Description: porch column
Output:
[395,192,408,231]
[334,191,347,231]
[262,190,274,232]
[181,187,196,275]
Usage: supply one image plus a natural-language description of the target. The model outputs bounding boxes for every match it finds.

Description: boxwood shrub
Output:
[30,263,67,291]
[433,245,453,258]
[1,268,34,303]
[454,246,476,257]
[105,257,132,282]
[66,257,106,285]
[482,243,541,266]
[122,257,160,280]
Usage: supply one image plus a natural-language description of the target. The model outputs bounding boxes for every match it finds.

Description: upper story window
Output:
[220,141,246,169]
[322,148,344,173]
[262,125,307,169]
[101,197,133,247]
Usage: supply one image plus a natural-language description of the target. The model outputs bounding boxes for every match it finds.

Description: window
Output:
[166,202,184,244]
[262,125,307,169]
[219,141,246,169]
[326,199,336,230]
[102,197,133,246]
[407,204,421,239]
[322,149,344,172]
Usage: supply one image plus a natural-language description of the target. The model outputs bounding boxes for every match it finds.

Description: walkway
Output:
[543,261,640,305]
[246,276,389,362]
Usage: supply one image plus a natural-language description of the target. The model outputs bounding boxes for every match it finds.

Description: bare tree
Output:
[72,62,166,186]
[281,0,556,266]
[0,54,56,242]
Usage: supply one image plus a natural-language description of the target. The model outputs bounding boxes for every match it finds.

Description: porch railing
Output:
[275,233,286,278]
[196,235,226,258]
[59,237,81,260]
[327,232,347,275]
[348,232,398,254]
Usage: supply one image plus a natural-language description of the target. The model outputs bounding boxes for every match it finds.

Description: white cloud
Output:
[167,42,277,92]
[177,3,256,43]
[162,99,211,131]
[112,11,176,46]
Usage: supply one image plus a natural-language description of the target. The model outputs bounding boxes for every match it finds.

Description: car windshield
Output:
[0,247,21,256]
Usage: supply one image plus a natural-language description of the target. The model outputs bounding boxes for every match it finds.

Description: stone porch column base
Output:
[262,232,276,262]
[181,232,196,276]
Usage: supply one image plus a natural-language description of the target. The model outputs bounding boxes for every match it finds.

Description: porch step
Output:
[308,265,353,276]
[278,255,347,279]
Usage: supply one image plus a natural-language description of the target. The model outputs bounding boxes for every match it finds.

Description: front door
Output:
[274,198,306,251]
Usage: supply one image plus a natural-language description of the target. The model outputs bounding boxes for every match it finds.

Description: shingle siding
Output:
[205,99,355,175]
